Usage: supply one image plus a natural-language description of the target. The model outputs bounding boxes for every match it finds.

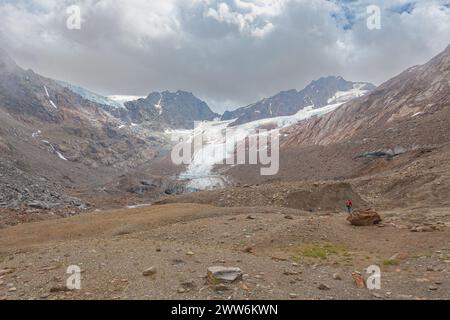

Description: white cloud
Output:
[0,0,449,113]
[205,0,285,37]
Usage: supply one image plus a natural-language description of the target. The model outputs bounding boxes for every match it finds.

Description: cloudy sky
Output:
[1,0,449,112]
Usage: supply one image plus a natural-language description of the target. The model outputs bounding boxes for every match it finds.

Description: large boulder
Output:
[347,209,382,226]
[207,267,242,284]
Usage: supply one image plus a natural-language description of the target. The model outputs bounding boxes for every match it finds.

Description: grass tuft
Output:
[291,243,349,262]
[383,259,400,266]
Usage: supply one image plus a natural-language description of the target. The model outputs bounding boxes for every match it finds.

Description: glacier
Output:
[176,102,344,190]
[58,81,129,109]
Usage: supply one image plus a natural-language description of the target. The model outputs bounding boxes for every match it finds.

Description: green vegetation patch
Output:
[291,243,350,262]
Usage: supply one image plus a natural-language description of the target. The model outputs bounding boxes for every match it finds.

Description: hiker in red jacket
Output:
[346,200,353,214]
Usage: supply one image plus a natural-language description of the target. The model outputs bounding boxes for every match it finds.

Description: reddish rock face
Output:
[347,209,382,226]
[352,273,366,289]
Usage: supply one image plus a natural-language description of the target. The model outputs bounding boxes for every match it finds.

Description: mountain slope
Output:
[221,76,375,126]
[0,50,171,210]
[0,53,164,169]
[283,45,450,147]
[222,44,450,195]
[125,91,219,129]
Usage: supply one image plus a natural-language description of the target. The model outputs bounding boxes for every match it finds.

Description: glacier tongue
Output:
[58,81,142,109]
[176,102,344,190]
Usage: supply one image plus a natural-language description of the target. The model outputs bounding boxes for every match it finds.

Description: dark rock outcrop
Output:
[125,90,218,129]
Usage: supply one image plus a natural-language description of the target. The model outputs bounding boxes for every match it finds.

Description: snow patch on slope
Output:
[56,151,68,161]
[108,95,145,106]
[327,83,370,104]
[42,140,68,161]
[32,130,41,138]
[49,100,58,110]
[154,93,163,115]
[43,86,57,109]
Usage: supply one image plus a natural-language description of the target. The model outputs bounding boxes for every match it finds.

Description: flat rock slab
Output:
[207,266,242,284]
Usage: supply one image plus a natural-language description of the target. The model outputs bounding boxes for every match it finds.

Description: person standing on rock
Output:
[346,199,353,214]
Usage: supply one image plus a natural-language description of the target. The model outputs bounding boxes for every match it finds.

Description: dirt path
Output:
[1,204,449,300]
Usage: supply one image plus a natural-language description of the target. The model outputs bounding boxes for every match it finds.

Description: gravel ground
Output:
[1,204,449,300]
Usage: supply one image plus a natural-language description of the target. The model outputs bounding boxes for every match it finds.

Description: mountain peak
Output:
[307,75,349,88]
[126,90,218,129]
[318,75,343,81]
[222,76,375,125]
[148,90,194,99]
